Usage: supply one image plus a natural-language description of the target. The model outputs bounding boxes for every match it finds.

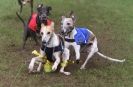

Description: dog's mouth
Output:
[61,27,74,36]
[39,14,48,25]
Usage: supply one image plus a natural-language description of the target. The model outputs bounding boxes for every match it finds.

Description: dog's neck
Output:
[46,33,60,48]
[65,27,77,39]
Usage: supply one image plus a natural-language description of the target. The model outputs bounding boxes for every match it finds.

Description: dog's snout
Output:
[60,30,65,35]
[67,23,70,25]
[42,16,47,19]
[40,32,43,36]
[42,40,46,44]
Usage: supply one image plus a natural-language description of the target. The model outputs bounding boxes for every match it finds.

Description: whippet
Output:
[28,23,71,75]
[16,4,52,49]
[60,11,125,69]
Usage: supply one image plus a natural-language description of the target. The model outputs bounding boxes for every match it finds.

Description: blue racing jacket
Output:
[74,27,90,45]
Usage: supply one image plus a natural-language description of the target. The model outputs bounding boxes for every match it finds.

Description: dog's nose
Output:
[42,41,46,44]
[60,30,64,35]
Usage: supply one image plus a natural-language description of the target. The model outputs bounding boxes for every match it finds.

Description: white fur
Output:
[61,16,125,70]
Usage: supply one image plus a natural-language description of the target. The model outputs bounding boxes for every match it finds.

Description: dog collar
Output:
[65,38,75,42]
[46,33,54,45]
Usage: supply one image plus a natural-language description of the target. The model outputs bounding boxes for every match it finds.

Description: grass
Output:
[0,0,133,87]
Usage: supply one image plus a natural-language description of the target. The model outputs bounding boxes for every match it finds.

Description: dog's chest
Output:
[41,36,64,62]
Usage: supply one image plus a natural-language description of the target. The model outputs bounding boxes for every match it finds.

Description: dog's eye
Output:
[47,32,51,34]
[40,32,43,35]
[67,23,70,25]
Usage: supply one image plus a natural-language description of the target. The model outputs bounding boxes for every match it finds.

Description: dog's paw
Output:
[60,71,71,75]
[52,65,57,71]
[37,68,41,72]
[80,65,86,70]
[28,65,33,72]
[28,70,32,74]
[64,72,71,75]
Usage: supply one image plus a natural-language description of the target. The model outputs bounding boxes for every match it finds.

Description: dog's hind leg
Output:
[17,0,23,13]
[32,33,39,46]
[20,5,23,13]
[80,38,98,69]
[30,0,33,14]
[22,35,28,49]
[22,30,29,49]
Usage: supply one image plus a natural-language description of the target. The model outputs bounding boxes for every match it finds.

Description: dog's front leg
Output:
[29,57,43,73]
[73,43,80,63]
[28,57,38,73]
[36,49,45,72]
[52,52,60,71]
[60,48,71,75]
[29,49,45,73]
[37,62,42,72]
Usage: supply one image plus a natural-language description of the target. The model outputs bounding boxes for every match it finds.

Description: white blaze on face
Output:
[40,24,54,43]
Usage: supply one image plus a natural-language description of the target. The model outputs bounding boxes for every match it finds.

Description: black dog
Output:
[16,4,52,49]
[17,0,33,14]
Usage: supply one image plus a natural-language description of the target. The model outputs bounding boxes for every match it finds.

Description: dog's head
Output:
[37,4,52,25]
[20,0,31,5]
[40,22,54,44]
[61,11,76,35]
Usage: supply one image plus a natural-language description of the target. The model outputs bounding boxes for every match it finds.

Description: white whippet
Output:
[60,12,125,69]
[28,23,71,75]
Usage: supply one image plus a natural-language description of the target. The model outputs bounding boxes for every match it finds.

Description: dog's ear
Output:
[39,4,43,7]
[69,11,74,17]
[50,22,55,31]
[37,4,43,12]
[68,11,76,22]
[41,23,45,27]
[46,6,52,15]
[71,15,76,23]
[61,16,66,20]
[47,6,52,11]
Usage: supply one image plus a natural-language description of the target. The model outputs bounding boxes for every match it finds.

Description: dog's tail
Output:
[16,12,26,27]
[96,52,125,62]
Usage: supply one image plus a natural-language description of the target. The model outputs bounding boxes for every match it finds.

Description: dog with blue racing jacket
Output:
[61,11,125,69]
